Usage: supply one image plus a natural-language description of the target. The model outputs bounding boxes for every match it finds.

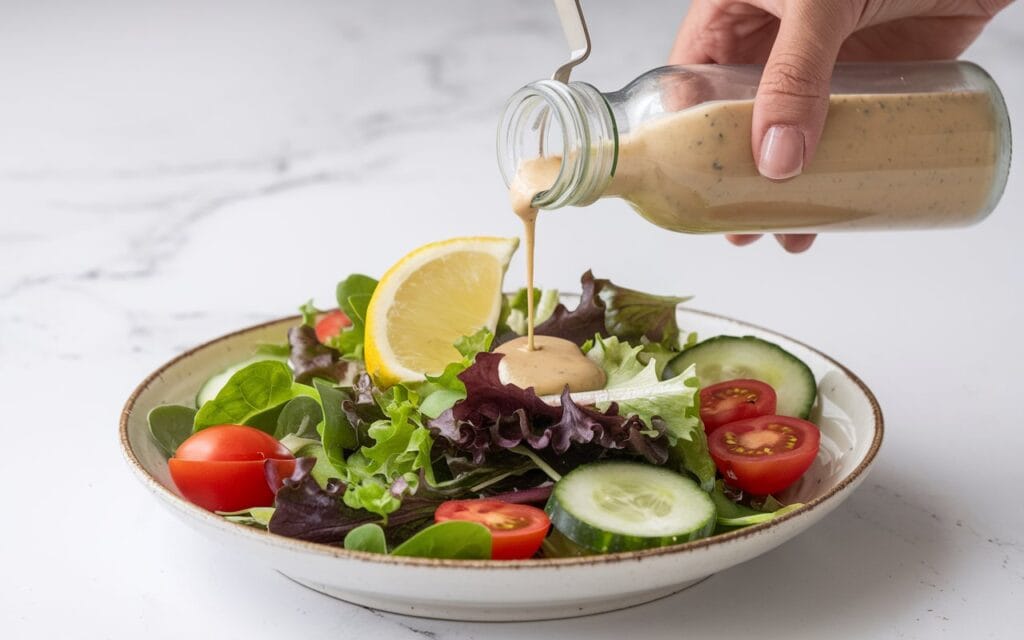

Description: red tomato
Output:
[700,379,777,433]
[708,415,820,496]
[169,425,295,512]
[315,310,352,343]
[435,500,550,560]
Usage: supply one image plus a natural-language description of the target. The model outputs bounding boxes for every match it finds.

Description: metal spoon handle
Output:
[551,0,591,83]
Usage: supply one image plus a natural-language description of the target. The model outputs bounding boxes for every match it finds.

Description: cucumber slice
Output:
[545,462,716,553]
[195,354,290,407]
[665,335,816,419]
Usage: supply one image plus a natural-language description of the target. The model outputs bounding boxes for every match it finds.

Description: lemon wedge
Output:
[364,236,519,387]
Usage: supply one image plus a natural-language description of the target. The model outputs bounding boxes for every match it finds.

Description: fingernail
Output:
[759,126,804,180]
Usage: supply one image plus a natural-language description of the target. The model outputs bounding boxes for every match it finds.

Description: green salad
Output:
[150,267,821,561]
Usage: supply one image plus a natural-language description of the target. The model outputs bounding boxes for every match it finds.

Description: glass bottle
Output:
[497,61,1011,233]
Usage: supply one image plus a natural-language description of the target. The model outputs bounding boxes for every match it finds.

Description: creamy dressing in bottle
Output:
[511,91,1002,234]
[609,91,1001,232]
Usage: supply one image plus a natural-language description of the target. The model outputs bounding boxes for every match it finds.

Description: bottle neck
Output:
[497,80,618,210]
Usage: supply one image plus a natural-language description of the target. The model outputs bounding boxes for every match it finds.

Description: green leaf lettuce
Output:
[556,335,715,490]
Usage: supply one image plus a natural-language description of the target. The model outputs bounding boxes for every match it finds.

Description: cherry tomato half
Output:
[700,379,777,433]
[708,415,820,496]
[169,425,295,512]
[435,500,550,560]
[315,310,352,343]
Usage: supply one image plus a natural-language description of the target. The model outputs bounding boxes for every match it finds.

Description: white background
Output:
[2,1,1022,638]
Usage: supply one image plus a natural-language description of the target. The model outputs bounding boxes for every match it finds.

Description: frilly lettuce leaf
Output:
[594,277,691,348]
[267,458,438,544]
[519,270,693,350]
[299,299,320,327]
[417,328,494,419]
[585,333,647,387]
[267,457,510,547]
[500,287,560,336]
[319,381,436,517]
[530,270,610,346]
[360,385,434,486]
[637,342,680,379]
[554,336,715,490]
[428,352,669,468]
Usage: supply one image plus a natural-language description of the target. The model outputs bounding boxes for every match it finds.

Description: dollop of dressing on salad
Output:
[495,335,606,395]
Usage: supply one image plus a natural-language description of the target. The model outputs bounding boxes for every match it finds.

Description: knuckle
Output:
[975,0,1012,18]
[761,53,829,100]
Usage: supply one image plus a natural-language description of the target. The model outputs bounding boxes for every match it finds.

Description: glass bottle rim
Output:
[496,79,616,210]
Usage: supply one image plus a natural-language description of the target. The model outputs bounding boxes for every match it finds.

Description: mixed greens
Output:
[150,270,819,559]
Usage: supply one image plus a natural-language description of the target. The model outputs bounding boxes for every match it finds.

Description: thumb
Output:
[753,1,852,180]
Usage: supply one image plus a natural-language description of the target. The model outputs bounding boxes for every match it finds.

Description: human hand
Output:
[669,0,1012,252]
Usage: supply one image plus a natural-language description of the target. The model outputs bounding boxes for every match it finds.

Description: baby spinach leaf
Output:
[193,361,316,432]
[324,274,378,359]
[390,521,491,559]
[335,274,378,326]
[344,523,388,554]
[148,405,197,457]
[315,380,359,464]
[245,403,289,433]
[274,395,323,440]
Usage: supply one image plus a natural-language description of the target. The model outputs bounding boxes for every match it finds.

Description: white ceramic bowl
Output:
[120,308,882,621]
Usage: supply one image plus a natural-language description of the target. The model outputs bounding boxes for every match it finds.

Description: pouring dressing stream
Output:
[505,157,607,395]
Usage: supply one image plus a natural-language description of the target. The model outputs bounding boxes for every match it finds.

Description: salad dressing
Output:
[495,335,606,395]
[509,156,562,350]
[508,158,607,394]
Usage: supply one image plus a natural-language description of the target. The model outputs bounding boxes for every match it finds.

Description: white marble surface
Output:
[3,1,1023,638]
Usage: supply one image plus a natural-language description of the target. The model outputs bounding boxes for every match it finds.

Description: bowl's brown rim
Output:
[120,308,884,570]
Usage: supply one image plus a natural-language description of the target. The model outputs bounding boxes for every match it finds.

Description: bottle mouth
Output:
[497,80,617,210]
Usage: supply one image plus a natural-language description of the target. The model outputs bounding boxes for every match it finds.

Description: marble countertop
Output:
[3,1,1023,638]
